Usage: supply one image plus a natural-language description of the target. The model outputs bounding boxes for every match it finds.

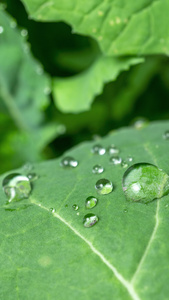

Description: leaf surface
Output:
[21,0,169,56]
[53,55,143,113]
[1,121,169,299]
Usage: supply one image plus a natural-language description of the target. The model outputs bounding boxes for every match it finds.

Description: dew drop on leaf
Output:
[122,163,169,203]
[121,161,128,168]
[83,213,99,227]
[60,156,78,168]
[50,208,55,213]
[95,178,113,195]
[72,204,79,211]
[21,29,28,37]
[107,145,119,155]
[92,164,104,174]
[27,173,38,182]
[91,144,106,155]
[2,173,32,202]
[0,26,4,34]
[110,156,122,165]
[85,196,98,209]
[163,130,169,140]
[132,117,148,129]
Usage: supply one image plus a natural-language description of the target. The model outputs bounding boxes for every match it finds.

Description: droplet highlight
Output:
[60,156,78,168]
[27,173,38,182]
[83,214,99,227]
[95,179,113,195]
[92,164,104,174]
[85,196,98,209]
[122,163,169,203]
[0,26,4,34]
[2,173,31,202]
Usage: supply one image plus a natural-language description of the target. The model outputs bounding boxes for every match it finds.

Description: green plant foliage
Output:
[21,0,169,56]
[0,9,63,172]
[53,55,144,113]
[1,121,169,299]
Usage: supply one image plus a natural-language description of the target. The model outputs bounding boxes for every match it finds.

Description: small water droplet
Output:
[77,212,80,216]
[107,145,119,155]
[0,26,4,34]
[83,213,99,227]
[10,20,17,28]
[126,156,133,163]
[50,208,55,213]
[23,162,33,172]
[21,29,28,37]
[163,130,169,140]
[27,173,38,182]
[110,156,122,165]
[36,65,44,75]
[72,204,79,211]
[91,144,106,155]
[122,163,169,203]
[121,161,128,168]
[60,156,78,168]
[44,86,51,95]
[2,173,31,202]
[124,208,128,213]
[132,117,148,129]
[92,164,104,174]
[95,179,113,195]
[85,196,98,209]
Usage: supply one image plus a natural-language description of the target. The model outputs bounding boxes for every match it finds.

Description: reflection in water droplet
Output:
[107,145,119,155]
[2,173,31,202]
[95,178,113,195]
[91,144,106,155]
[110,156,122,165]
[83,213,99,227]
[85,196,98,209]
[60,156,78,168]
[27,173,38,182]
[92,165,104,174]
[163,130,169,140]
[126,156,133,162]
[21,29,28,37]
[0,26,4,34]
[122,163,169,203]
[72,204,79,211]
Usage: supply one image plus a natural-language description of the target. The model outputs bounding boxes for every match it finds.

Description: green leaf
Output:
[0,9,63,172]
[21,0,169,56]
[1,121,169,299]
[53,55,143,113]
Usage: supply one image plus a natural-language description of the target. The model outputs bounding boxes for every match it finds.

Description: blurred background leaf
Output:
[1,0,169,175]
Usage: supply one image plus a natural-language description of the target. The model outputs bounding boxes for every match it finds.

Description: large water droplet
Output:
[91,144,106,155]
[85,196,98,209]
[95,179,113,195]
[60,156,78,168]
[92,165,104,174]
[2,173,31,202]
[122,163,169,203]
[72,204,79,211]
[110,156,122,165]
[107,145,119,155]
[83,213,99,227]
[163,130,169,140]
